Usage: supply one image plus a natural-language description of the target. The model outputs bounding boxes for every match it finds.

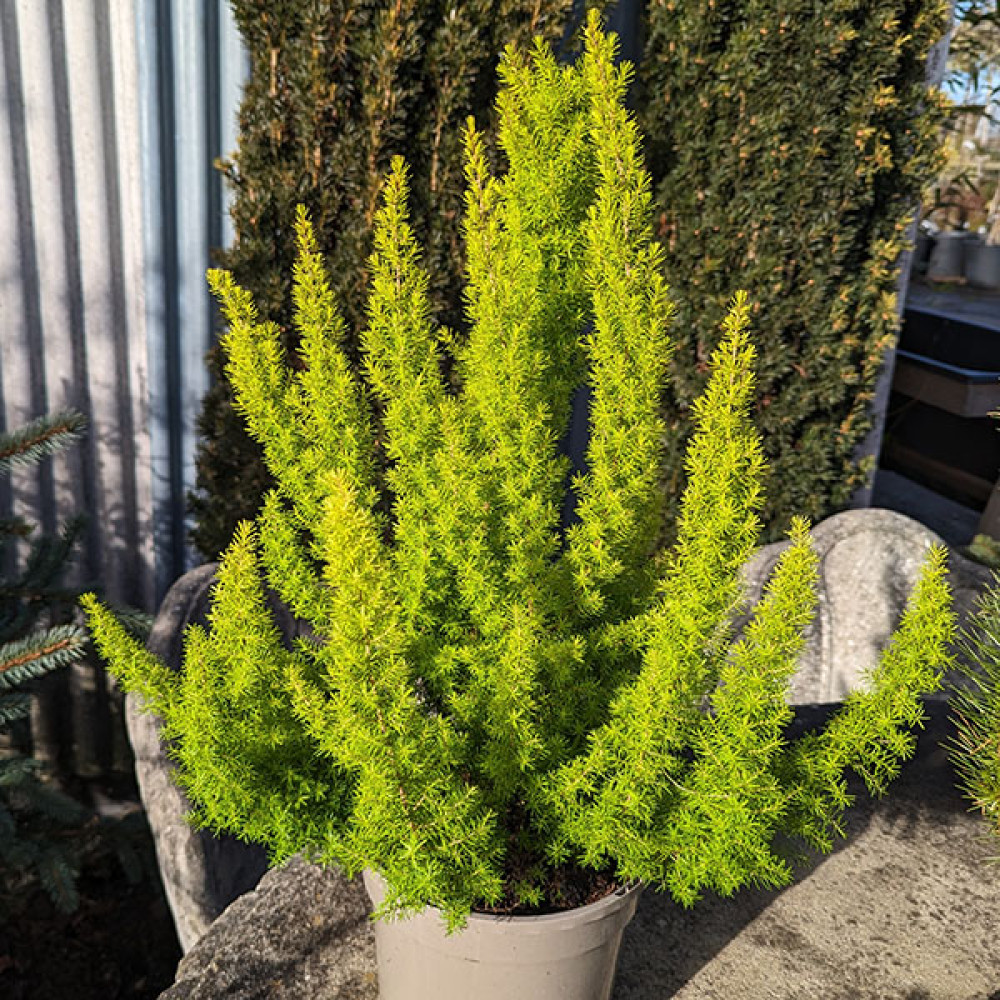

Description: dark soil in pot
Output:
[467,802,627,917]
[474,860,626,917]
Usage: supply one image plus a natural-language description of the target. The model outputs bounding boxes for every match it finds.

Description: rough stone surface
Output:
[158,857,376,1000]
[128,563,305,953]
[156,702,1000,999]
[741,508,992,703]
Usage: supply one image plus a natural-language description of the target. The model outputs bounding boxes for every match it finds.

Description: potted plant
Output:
[83,15,956,999]
[926,217,974,280]
[924,180,978,282]
[944,0,1000,289]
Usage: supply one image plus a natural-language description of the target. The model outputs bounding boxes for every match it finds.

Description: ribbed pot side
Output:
[362,869,643,1000]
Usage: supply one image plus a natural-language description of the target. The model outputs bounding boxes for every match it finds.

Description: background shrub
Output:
[638,0,950,540]
[0,412,95,913]
[191,0,605,558]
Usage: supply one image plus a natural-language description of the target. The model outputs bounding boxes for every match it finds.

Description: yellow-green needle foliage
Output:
[949,574,1000,850]
[778,544,953,856]
[83,13,955,928]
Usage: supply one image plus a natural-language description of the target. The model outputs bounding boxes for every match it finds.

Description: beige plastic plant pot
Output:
[362,869,643,1000]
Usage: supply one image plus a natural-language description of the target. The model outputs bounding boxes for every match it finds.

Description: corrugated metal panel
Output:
[137,0,246,603]
[0,0,246,778]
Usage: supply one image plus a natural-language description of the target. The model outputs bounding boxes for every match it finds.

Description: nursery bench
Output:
[891,281,1000,541]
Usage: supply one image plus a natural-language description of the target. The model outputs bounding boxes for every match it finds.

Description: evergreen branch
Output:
[364,158,447,456]
[0,624,89,691]
[948,573,1000,840]
[358,0,423,229]
[162,524,354,864]
[0,693,31,727]
[80,595,178,720]
[258,490,336,633]
[448,602,547,809]
[284,469,504,927]
[567,15,674,620]
[362,158,454,635]
[660,519,818,903]
[782,545,954,851]
[0,756,41,788]
[10,776,90,827]
[202,521,293,698]
[663,290,765,615]
[0,410,86,475]
[458,44,593,621]
[545,290,766,871]
[0,584,82,647]
[291,206,380,521]
[312,470,402,661]
[105,607,155,644]
[207,268,308,508]
[36,847,80,914]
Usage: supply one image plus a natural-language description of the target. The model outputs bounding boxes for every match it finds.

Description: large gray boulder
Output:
[740,508,991,703]
[128,563,304,953]
[158,857,376,1000]
[133,508,992,956]
[156,702,1000,998]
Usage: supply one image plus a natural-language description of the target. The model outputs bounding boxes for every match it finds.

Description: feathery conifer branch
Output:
[948,573,1000,848]
[0,409,100,915]
[0,411,86,474]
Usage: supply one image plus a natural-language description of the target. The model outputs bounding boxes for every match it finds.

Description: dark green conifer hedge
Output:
[638,0,949,539]
[0,412,90,912]
[191,0,599,558]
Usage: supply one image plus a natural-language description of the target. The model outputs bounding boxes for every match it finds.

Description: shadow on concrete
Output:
[614,699,970,997]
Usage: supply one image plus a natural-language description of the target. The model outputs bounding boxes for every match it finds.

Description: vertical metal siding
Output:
[0,0,246,778]
[137,0,245,604]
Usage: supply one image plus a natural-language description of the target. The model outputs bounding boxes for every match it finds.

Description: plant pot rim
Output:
[362,868,644,928]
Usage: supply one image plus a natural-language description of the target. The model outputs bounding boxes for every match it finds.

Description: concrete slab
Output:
[615,701,1000,999]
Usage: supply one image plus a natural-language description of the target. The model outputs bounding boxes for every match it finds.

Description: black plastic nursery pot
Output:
[963,238,1000,291]
[926,231,972,281]
[362,869,643,1000]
